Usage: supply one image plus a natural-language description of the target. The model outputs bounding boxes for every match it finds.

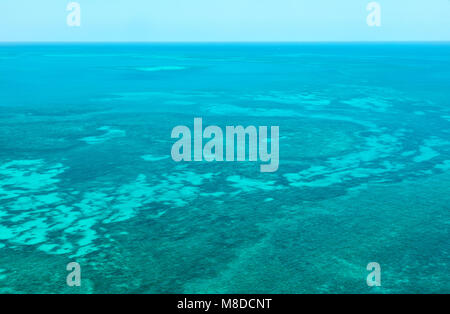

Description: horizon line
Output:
[1,40,450,45]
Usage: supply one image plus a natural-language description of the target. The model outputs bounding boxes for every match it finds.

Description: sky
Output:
[1,0,450,42]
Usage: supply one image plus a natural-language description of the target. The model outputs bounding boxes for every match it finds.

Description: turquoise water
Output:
[0,43,449,293]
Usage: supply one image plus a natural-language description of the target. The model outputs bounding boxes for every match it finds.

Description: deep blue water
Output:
[0,43,449,293]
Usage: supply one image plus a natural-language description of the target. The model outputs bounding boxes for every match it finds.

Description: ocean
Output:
[0,43,449,293]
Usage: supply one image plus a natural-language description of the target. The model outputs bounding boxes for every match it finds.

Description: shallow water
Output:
[0,43,449,293]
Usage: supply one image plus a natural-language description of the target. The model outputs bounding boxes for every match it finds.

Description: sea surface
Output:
[0,43,449,293]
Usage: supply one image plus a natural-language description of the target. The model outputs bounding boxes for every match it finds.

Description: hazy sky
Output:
[1,0,449,42]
